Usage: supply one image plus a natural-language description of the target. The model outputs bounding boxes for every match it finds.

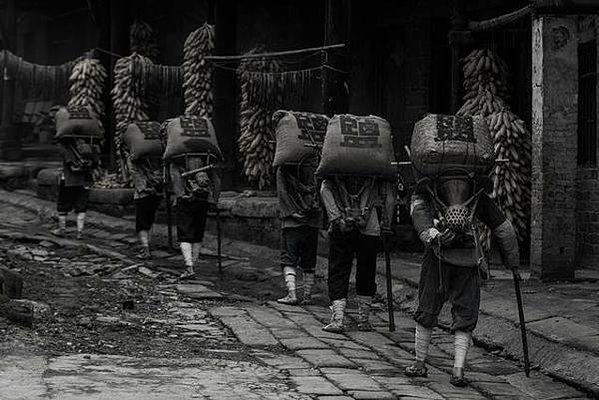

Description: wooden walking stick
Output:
[216,205,223,279]
[164,161,173,249]
[512,268,531,377]
[383,231,395,332]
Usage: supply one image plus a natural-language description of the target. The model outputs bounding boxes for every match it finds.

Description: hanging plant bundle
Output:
[0,49,80,100]
[68,58,107,118]
[237,48,284,189]
[183,23,215,118]
[457,48,531,244]
[130,20,160,63]
[111,53,154,183]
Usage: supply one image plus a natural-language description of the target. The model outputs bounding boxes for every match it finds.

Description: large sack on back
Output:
[122,121,163,161]
[316,114,395,179]
[411,114,494,176]
[55,106,103,140]
[272,110,329,167]
[162,115,222,160]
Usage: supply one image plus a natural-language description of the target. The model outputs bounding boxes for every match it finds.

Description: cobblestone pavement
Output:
[0,201,592,399]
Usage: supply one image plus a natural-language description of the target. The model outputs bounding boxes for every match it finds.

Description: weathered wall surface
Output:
[531,16,578,280]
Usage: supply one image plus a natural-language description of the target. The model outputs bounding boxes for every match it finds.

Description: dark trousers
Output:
[57,184,89,214]
[280,226,319,273]
[328,230,378,301]
[414,248,481,332]
[176,197,209,243]
[135,195,162,232]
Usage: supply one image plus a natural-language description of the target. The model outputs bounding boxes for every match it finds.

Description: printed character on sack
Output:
[52,106,103,239]
[273,111,329,306]
[317,114,396,333]
[405,114,520,387]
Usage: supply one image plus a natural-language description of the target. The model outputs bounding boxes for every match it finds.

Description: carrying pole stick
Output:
[164,161,173,249]
[383,232,395,332]
[216,206,223,279]
[512,269,531,377]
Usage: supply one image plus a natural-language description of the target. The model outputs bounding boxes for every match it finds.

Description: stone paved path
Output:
[0,197,592,399]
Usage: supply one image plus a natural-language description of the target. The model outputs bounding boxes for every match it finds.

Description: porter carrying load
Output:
[55,106,104,141]
[162,115,222,160]
[122,121,164,161]
[405,113,523,386]
[316,114,396,179]
[272,110,329,166]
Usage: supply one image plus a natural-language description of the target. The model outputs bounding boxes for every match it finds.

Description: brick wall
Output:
[531,16,578,280]
[575,17,599,269]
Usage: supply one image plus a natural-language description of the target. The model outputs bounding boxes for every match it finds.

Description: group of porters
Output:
[51,105,523,387]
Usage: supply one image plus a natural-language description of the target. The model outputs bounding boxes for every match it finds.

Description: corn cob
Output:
[458,48,531,245]
[183,23,215,118]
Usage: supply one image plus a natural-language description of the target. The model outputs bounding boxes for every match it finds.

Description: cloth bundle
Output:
[272,110,329,167]
[162,115,222,160]
[411,114,494,176]
[316,114,396,179]
[122,121,163,161]
[55,106,104,140]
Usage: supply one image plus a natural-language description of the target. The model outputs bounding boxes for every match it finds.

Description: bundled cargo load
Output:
[55,106,104,140]
[162,115,222,160]
[272,110,329,167]
[122,121,163,161]
[316,114,395,179]
[411,113,494,176]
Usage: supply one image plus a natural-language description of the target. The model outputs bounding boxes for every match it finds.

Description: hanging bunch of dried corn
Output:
[237,48,284,189]
[183,23,215,118]
[111,53,154,183]
[68,58,107,118]
[457,48,531,245]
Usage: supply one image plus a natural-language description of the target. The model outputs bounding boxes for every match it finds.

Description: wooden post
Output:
[449,0,465,114]
[213,0,237,188]
[0,0,22,160]
[109,0,130,171]
[321,0,349,116]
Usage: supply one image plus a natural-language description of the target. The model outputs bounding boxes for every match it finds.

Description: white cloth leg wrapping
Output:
[139,230,149,248]
[58,215,67,231]
[357,295,373,323]
[453,331,472,369]
[283,266,296,292]
[180,242,193,267]
[415,323,433,363]
[331,298,346,323]
[192,243,202,266]
[303,272,315,296]
[76,213,86,233]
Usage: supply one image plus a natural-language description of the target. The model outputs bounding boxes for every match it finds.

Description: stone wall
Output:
[531,16,579,280]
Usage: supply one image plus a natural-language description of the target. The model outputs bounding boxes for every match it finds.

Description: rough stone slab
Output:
[270,328,310,340]
[296,349,356,368]
[348,390,395,399]
[337,348,380,360]
[316,397,353,400]
[503,372,583,400]
[324,371,383,391]
[370,375,414,390]
[526,317,599,343]
[218,314,278,347]
[350,358,396,372]
[209,305,244,317]
[254,353,312,370]
[320,337,368,350]
[290,376,343,395]
[279,337,330,351]
[177,284,223,300]
[389,385,445,399]
[244,305,299,329]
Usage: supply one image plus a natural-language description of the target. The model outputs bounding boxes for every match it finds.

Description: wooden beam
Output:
[205,43,345,61]
[467,5,532,32]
